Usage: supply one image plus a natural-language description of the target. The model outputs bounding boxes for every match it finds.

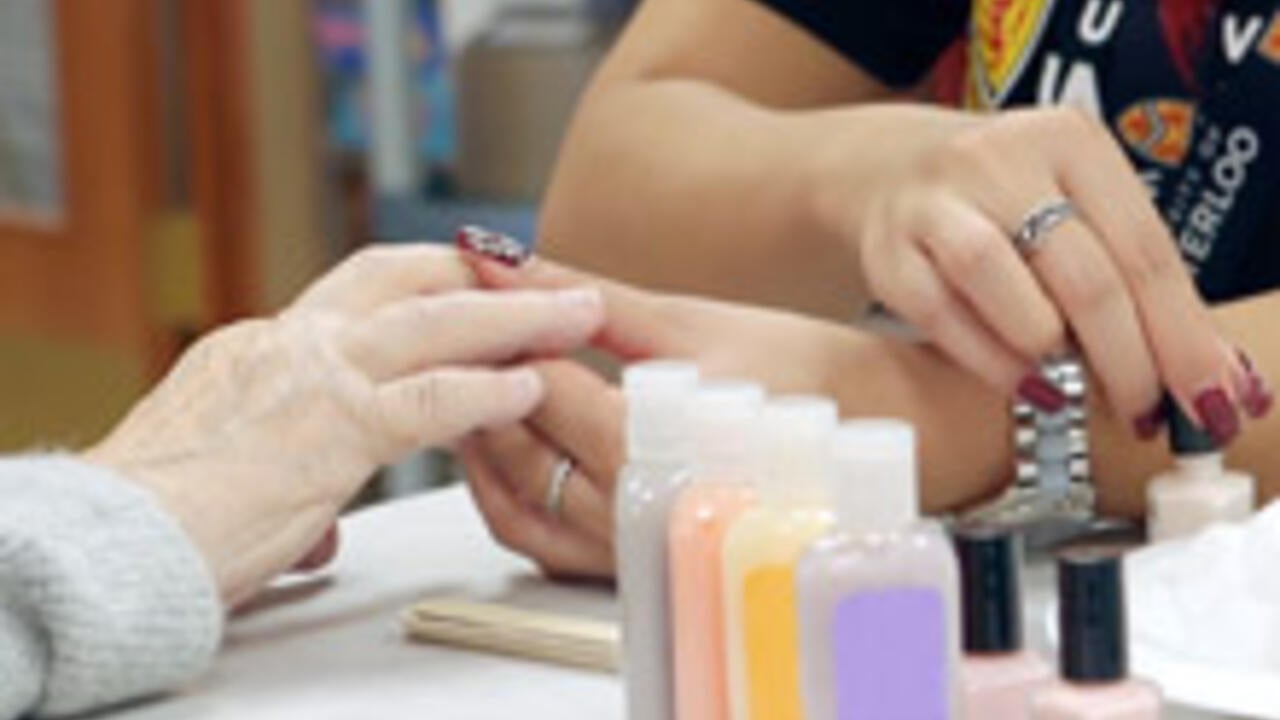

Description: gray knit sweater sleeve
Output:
[0,456,223,719]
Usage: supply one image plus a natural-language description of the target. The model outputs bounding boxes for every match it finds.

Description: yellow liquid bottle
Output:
[723,396,837,720]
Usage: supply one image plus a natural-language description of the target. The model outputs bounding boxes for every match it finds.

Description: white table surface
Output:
[93,485,1220,720]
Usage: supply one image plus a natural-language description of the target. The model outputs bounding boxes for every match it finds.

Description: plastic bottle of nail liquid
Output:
[955,526,1053,720]
[723,397,838,720]
[669,381,765,720]
[1147,401,1255,543]
[617,361,700,720]
[1030,551,1161,719]
[795,420,960,720]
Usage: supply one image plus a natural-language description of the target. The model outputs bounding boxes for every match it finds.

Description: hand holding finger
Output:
[477,425,613,544]
[341,288,604,381]
[372,368,545,463]
[460,438,614,579]
[289,244,477,316]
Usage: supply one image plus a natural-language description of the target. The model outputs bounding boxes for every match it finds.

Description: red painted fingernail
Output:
[1243,374,1274,419]
[455,225,530,267]
[1194,387,1240,445]
[1132,403,1165,441]
[1018,373,1067,413]
[1236,348,1273,419]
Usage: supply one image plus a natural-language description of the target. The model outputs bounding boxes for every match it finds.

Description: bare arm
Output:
[828,291,1280,517]
[540,0,934,318]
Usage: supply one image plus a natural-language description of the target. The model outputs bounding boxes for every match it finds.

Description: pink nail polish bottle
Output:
[955,527,1052,719]
[669,381,764,720]
[617,361,700,720]
[1147,401,1255,543]
[1030,551,1161,719]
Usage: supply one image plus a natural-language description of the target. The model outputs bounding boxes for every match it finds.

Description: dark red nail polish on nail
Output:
[1194,388,1240,445]
[1237,347,1257,373]
[455,225,529,267]
[1018,374,1067,413]
[1132,405,1165,441]
[1243,374,1274,419]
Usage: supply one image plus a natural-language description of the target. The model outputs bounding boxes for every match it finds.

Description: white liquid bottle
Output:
[1147,399,1255,543]
[795,420,960,720]
[617,361,700,720]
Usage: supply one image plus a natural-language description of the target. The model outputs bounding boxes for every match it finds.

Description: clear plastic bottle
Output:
[795,420,960,720]
[617,361,700,720]
[669,381,765,720]
[1147,401,1255,543]
[723,397,838,720]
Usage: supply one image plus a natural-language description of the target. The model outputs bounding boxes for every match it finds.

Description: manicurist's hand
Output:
[453,244,1013,579]
[84,245,604,605]
[813,105,1269,443]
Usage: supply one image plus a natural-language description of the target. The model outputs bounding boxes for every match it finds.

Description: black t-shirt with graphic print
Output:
[754,0,1280,303]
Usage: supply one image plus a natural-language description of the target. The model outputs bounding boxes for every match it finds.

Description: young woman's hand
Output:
[812,105,1269,444]
[84,245,604,605]
[454,247,1013,579]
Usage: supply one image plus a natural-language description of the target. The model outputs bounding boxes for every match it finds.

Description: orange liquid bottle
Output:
[669,381,764,720]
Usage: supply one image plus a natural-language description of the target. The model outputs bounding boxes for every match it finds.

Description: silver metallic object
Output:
[1013,200,1078,256]
[962,354,1100,540]
[544,457,576,518]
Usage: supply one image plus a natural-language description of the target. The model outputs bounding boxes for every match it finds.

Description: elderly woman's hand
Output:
[84,245,604,605]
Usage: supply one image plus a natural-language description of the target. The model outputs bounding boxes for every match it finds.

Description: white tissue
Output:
[1126,501,1280,718]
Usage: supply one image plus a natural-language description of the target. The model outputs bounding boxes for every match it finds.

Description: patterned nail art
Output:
[455,225,530,267]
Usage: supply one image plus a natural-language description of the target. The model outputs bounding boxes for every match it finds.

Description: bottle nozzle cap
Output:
[691,380,765,477]
[756,396,838,503]
[829,420,918,533]
[1166,395,1219,456]
[623,361,700,461]
[955,525,1023,653]
[1058,548,1128,683]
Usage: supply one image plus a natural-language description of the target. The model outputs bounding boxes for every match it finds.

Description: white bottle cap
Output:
[830,420,920,534]
[755,396,839,505]
[691,380,765,481]
[623,361,700,463]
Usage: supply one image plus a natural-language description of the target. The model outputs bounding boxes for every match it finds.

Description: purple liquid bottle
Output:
[795,420,960,720]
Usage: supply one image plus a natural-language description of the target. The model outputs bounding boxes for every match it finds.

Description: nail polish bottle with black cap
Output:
[1030,551,1161,719]
[955,526,1052,719]
[1147,396,1254,543]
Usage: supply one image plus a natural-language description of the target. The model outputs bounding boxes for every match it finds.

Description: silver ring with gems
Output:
[1013,200,1077,256]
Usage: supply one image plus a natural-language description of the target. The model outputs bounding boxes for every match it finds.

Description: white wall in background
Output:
[441,0,578,50]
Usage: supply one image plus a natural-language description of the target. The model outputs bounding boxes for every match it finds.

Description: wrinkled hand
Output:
[455,250,1003,579]
[85,245,604,605]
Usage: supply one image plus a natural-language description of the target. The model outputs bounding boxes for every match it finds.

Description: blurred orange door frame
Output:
[0,0,272,447]
[0,0,163,361]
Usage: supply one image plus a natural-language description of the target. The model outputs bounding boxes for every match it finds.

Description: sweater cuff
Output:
[0,455,223,718]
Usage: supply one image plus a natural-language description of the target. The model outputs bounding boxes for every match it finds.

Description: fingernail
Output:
[1018,373,1067,413]
[455,225,530,267]
[1194,387,1240,445]
[1236,348,1273,419]
[1132,403,1165,441]
[1243,373,1274,419]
